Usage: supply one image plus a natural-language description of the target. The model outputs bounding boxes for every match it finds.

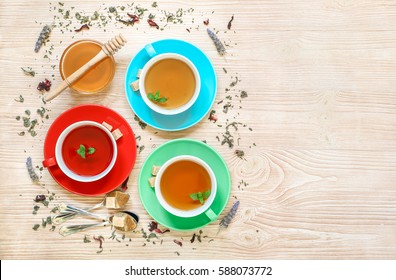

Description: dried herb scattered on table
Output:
[21,67,35,77]
[235,149,245,159]
[34,25,52,53]
[207,28,226,55]
[75,24,90,32]
[134,115,147,129]
[227,15,234,30]
[14,95,24,103]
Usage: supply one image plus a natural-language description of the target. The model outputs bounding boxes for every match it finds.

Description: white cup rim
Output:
[139,53,201,115]
[55,120,118,182]
[154,155,217,218]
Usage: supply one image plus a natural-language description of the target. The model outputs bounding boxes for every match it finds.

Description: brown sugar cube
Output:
[151,165,161,176]
[130,80,139,91]
[102,121,113,132]
[112,128,123,141]
[105,197,117,209]
[112,213,127,228]
[148,177,156,188]
[136,69,142,78]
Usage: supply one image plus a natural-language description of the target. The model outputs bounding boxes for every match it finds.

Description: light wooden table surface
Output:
[1,0,396,260]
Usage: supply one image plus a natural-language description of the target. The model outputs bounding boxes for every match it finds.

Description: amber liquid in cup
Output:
[60,40,115,94]
[144,58,196,109]
[160,160,212,210]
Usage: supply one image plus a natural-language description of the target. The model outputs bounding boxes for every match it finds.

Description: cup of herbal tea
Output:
[154,155,217,219]
[139,44,201,115]
[42,121,118,182]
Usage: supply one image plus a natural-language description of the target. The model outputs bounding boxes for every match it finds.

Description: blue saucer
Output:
[124,39,217,131]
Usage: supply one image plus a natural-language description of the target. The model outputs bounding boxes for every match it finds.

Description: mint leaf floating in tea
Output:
[189,190,211,204]
[76,145,96,158]
[87,147,96,155]
[147,91,168,104]
[76,144,86,159]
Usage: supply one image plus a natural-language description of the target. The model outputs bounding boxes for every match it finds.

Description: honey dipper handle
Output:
[44,50,108,101]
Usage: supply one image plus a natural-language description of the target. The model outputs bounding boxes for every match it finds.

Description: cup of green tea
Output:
[43,121,118,182]
[154,155,217,219]
[139,44,201,115]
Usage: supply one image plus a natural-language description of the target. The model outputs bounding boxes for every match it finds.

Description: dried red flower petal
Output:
[34,195,46,202]
[75,24,89,32]
[227,15,234,30]
[203,19,209,25]
[37,79,51,91]
[93,236,104,249]
[147,19,159,29]
[209,110,218,122]
[174,239,182,247]
[127,13,140,23]
[121,176,129,192]
[155,228,170,234]
[148,221,158,232]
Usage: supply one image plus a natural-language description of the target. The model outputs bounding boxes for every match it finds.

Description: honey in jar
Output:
[59,40,115,94]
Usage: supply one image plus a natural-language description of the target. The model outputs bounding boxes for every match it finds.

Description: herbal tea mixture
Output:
[20,1,249,255]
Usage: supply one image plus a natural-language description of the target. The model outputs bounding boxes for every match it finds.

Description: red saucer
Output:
[43,104,136,196]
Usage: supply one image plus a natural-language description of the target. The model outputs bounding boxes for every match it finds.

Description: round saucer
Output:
[138,139,231,231]
[43,105,137,196]
[124,39,217,131]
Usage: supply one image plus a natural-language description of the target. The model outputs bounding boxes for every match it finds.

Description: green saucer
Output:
[138,139,231,231]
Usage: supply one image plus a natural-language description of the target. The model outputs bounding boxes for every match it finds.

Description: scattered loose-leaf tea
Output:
[227,15,234,30]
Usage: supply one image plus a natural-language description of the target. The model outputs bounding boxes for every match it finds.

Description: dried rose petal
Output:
[203,19,209,25]
[147,19,159,29]
[37,79,51,91]
[155,228,170,234]
[127,13,140,23]
[93,236,104,249]
[209,110,217,122]
[34,195,46,202]
[148,221,158,232]
[121,176,129,192]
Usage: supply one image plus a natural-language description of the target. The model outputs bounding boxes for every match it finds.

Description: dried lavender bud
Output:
[34,25,52,53]
[26,157,40,184]
[207,29,226,55]
[219,201,240,229]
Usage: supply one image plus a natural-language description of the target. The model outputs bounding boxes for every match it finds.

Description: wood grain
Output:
[1,0,396,259]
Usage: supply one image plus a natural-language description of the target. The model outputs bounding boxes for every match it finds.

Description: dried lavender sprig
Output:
[26,157,40,184]
[34,25,52,53]
[218,200,240,233]
[207,28,226,55]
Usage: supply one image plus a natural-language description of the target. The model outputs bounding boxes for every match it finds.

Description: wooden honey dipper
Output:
[44,34,127,101]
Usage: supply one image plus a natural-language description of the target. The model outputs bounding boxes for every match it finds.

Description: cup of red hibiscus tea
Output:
[43,121,117,182]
